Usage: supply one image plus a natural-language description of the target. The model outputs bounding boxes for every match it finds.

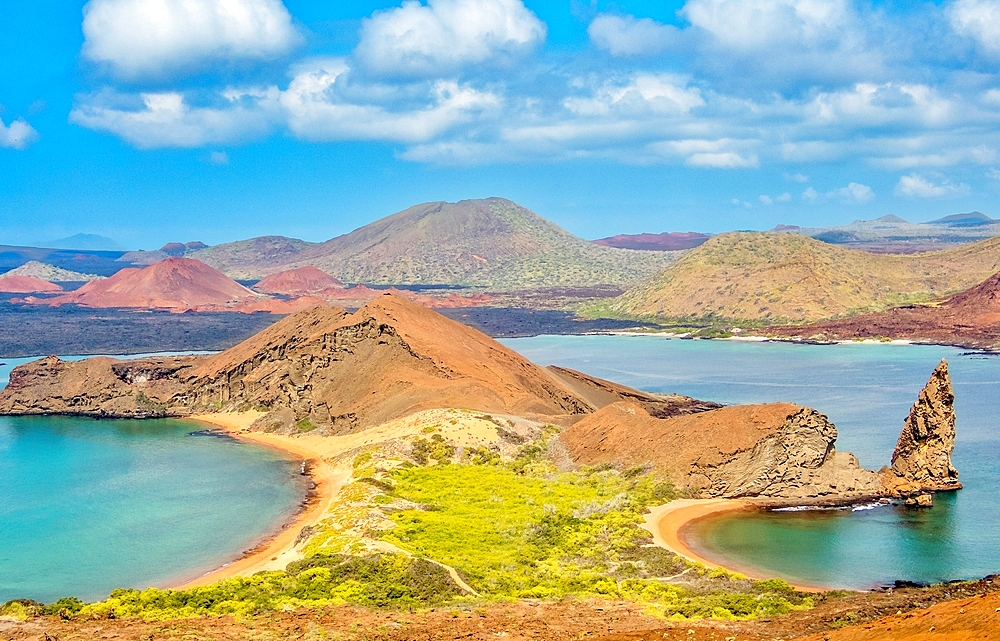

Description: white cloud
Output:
[802,187,818,201]
[777,192,792,201]
[588,14,678,56]
[355,0,545,77]
[828,181,874,203]
[759,194,773,204]
[895,173,970,198]
[209,150,229,164]
[949,0,1000,55]
[0,117,39,150]
[280,59,501,143]
[564,75,704,116]
[81,0,299,77]
[785,172,809,182]
[988,167,1000,181]
[680,0,849,49]
[69,89,281,147]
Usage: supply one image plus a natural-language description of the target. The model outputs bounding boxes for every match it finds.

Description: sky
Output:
[3,0,1000,249]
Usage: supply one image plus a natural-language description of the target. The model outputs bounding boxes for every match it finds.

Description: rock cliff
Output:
[884,359,962,495]
[560,401,880,501]
[560,360,961,502]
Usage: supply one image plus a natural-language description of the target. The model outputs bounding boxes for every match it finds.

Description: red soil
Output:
[770,270,1000,348]
[0,275,62,293]
[38,257,259,312]
[254,266,345,295]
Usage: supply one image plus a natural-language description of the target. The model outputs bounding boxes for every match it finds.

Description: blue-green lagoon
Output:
[0,358,308,603]
[504,336,1000,589]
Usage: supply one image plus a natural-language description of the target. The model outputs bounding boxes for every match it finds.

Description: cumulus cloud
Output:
[785,172,809,182]
[759,194,773,204]
[81,0,300,77]
[828,182,874,203]
[802,187,818,201]
[355,0,545,77]
[588,14,678,56]
[281,59,500,143]
[69,89,282,147]
[680,0,850,50]
[895,173,970,198]
[0,117,39,150]
[777,192,792,201]
[949,0,1000,55]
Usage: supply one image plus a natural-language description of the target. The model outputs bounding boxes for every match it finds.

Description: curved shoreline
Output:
[171,413,349,589]
[643,499,827,593]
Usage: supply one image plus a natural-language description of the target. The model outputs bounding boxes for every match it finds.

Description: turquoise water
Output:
[503,336,1000,589]
[0,358,307,603]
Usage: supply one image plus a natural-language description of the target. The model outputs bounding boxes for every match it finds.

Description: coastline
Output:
[173,412,350,589]
[642,499,827,593]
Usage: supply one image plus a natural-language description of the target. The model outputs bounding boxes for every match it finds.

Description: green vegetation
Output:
[296,417,318,432]
[69,555,459,620]
[22,430,813,623]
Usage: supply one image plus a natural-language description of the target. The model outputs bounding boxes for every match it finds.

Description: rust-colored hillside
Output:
[769,270,1000,348]
[0,275,61,293]
[253,266,345,295]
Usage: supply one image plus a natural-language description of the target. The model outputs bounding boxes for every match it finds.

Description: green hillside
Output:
[598,231,1000,324]
[193,198,678,288]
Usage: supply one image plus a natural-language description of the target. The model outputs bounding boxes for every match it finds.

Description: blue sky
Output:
[3,0,1000,249]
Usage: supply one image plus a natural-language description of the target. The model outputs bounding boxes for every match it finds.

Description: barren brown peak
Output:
[942,270,1000,310]
[253,266,345,295]
[0,275,62,293]
[889,359,961,492]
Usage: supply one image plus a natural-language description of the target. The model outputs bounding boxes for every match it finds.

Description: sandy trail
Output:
[642,498,825,593]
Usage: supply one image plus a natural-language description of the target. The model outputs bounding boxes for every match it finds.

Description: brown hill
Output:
[254,266,345,295]
[593,232,710,251]
[605,232,1000,323]
[768,270,1000,347]
[192,198,678,288]
[0,294,709,432]
[36,257,263,312]
[0,275,61,293]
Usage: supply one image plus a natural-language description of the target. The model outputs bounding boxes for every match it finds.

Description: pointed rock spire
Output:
[888,359,961,494]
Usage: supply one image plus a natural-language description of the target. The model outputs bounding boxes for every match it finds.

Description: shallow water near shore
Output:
[504,335,1000,589]
[0,356,307,603]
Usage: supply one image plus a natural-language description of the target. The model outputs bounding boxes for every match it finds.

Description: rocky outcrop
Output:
[560,360,961,503]
[883,359,961,495]
[0,294,714,432]
[560,401,880,501]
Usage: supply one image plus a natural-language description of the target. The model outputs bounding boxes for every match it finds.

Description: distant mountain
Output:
[192,198,679,288]
[927,212,995,226]
[592,232,711,251]
[118,241,213,265]
[42,233,126,251]
[601,231,1000,323]
[5,261,103,282]
[776,212,1000,253]
[0,245,132,277]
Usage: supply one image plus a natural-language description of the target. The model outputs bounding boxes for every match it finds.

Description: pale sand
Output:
[643,498,826,593]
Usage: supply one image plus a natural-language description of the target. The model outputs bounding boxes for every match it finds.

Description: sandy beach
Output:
[174,412,351,588]
[643,498,825,593]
